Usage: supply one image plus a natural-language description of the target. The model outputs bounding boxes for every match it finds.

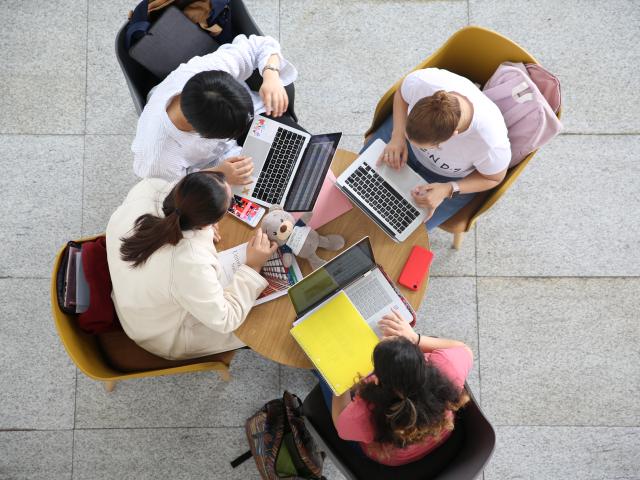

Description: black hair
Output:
[120,171,230,267]
[357,337,469,448]
[180,70,254,139]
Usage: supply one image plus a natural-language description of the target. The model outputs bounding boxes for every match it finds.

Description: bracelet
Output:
[415,333,421,345]
[262,64,280,75]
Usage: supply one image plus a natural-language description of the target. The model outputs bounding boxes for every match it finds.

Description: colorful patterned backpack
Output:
[231,391,326,479]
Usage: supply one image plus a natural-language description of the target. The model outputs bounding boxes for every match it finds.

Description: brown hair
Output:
[120,171,229,267]
[406,90,461,146]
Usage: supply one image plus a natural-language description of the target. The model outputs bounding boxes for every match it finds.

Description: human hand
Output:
[259,71,288,117]
[245,227,278,272]
[411,183,452,219]
[215,156,254,186]
[377,308,418,343]
[212,223,222,243]
[377,134,408,169]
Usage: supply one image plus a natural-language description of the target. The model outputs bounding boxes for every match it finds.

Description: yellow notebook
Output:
[290,291,379,395]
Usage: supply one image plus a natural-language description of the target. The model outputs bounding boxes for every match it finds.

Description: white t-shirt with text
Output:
[400,68,510,178]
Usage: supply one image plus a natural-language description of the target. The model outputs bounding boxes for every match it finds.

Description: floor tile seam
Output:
[277,0,281,43]
[0,276,50,280]
[83,0,89,136]
[429,274,477,278]
[475,275,640,280]
[0,133,86,137]
[72,425,246,431]
[70,427,75,480]
[0,428,75,432]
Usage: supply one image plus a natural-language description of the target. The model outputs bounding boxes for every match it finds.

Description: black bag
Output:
[126,0,233,50]
[232,391,326,479]
[128,6,221,79]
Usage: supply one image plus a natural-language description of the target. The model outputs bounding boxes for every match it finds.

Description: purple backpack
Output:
[483,62,563,167]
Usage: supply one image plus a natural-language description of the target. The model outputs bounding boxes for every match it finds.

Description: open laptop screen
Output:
[288,237,375,316]
[283,133,342,212]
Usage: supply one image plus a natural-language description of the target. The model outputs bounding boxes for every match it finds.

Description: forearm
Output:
[391,89,409,140]
[331,391,352,427]
[418,335,467,353]
[456,169,505,194]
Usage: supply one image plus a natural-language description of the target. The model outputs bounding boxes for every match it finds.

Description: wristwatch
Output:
[262,64,280,75]
[448,181,460,198]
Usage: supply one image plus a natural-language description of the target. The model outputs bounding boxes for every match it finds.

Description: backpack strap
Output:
[229,449,253,468]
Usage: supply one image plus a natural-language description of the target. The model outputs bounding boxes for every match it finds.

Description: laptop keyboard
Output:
[345,271,393,319]
[344,163,421,233]
[253,127,306,204]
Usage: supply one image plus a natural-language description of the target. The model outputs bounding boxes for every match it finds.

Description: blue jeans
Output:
[362,115,477,231]
[311,371,364,456]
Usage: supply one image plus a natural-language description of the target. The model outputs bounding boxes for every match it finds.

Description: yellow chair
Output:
[365,26,562,249]
[51,236,235,392]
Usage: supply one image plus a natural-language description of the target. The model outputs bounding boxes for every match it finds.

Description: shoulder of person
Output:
[119,178,172,207]
[472,97,510,147]
[426,346,473,387]
[174,228,218,263]
[408,68,467,86]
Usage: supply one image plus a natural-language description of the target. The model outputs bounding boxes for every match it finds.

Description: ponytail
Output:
[120,209,183,267]
[119,171,229,268]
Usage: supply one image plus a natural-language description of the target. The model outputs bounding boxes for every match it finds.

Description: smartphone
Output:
[398,246,434,291]
[227,195,266,228]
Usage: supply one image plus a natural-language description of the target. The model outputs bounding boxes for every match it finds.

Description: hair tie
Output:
[174,208,182,217]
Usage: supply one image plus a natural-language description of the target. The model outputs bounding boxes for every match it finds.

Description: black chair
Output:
[115,0,296,119]
[302,384,495,480]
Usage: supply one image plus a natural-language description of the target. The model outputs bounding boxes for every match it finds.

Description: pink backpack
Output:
[483,62,563,167]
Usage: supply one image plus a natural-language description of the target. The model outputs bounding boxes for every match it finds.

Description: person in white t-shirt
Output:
[132,34,298,184]
[366,68,510,230]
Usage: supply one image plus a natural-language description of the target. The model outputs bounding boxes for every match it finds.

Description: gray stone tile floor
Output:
[0,1,638,479]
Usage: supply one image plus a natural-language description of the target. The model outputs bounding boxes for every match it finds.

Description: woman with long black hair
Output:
[106,171,277,360]
[327,309,473,466]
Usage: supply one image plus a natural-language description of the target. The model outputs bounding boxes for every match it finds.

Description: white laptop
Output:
[336,139,428,242]
[233,115,341,211]
[288,237,414,336]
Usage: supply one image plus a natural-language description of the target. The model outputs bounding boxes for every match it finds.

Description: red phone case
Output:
[398,246,434,291]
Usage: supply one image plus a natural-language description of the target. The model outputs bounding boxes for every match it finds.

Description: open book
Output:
[217,244,303,306]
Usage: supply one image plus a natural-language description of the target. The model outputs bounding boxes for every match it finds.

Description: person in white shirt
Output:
[132,34,298,184]
[367,68,510,230]
[106,171,277,360]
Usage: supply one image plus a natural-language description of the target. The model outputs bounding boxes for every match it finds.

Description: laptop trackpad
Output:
[372,161,424,194]
[343,268,413,337]
[241,135,271,172]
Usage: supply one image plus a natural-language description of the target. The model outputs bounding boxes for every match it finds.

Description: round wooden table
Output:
[216,149,431,368]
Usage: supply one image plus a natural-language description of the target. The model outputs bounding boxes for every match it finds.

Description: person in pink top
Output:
[327,309,473,466]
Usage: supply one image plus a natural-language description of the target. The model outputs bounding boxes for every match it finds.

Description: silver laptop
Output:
[336,139,428,242]
[288,237,414,336]
[233,115,341,211]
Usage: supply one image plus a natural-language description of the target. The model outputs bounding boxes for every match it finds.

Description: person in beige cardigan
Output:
[106,171,277,360]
